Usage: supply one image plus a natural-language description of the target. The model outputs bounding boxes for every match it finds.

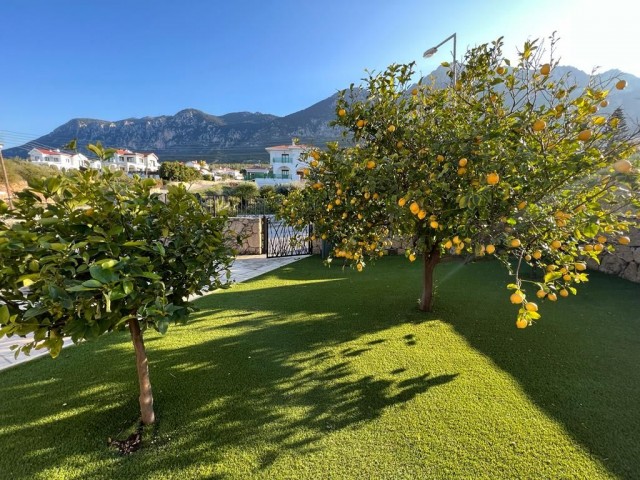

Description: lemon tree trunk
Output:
[419,247,440,312]
[129,318,155,425]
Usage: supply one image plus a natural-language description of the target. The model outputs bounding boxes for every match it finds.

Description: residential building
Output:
[256,139,311,186]
[104,149,157,173]
[211,167,244,181]
[140,152,160,173]
[28,148,88,170]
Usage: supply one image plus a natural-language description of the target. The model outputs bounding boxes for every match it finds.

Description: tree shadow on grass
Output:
[0,257,456,479]
[435,260,640,479]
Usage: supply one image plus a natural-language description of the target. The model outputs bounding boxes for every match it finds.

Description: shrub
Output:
[0,168,234,425]
[159,162,201,182]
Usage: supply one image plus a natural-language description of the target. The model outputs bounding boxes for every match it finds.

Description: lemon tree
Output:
[0,157,233,425]
[282,36,639,327]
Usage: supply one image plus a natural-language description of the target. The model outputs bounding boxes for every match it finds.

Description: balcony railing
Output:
[274,156,292,163]
[245,172,295,180]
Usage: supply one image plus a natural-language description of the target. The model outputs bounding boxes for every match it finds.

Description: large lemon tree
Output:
[282,37,639,327]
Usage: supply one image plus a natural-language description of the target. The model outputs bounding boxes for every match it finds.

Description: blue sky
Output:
[1,0,638,148]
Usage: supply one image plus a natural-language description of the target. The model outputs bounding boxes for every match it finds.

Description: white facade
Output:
[28,148,88,170]
[29,147,158,173]
[211,167,243,180]
[104,149,159,173]
[142,152,159,173]
[261,139,310,186]
[185,161,208,172]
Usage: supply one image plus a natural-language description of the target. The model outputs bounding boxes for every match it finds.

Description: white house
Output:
[211,167,244,181]
[257,139,311,186]
[141,152,159,173]
[185,161,209,172]
[104,149,159,173]
[28,148,88,170]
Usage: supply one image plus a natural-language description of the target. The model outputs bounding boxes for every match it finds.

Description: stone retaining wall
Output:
[586,228,640,283]
[227,217,262,255]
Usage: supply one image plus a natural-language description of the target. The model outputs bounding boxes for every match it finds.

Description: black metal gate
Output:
[262,216,312,258]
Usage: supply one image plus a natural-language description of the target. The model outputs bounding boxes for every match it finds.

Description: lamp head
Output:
[423,47,438,58]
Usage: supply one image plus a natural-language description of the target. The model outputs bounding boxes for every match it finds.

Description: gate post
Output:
[261,216,268,255]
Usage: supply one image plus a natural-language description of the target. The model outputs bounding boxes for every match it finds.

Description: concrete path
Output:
[0,254,309,371]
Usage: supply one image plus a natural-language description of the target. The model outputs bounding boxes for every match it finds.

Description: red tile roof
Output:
[35,148,71,156]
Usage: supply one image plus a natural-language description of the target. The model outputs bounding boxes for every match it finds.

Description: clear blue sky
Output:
[1,0,638,148]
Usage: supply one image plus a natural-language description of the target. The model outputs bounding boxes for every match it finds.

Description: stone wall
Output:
[586,228,640,283]
[227,217,262,255]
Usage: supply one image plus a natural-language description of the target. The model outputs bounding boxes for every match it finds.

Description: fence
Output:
[196,194,273,217]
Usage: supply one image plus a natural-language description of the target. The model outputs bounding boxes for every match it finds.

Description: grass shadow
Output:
[0,256,456,478]
[435,260,640,479]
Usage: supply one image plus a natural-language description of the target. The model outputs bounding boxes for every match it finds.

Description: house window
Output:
[281,154,290,163]
[281,168,290,179]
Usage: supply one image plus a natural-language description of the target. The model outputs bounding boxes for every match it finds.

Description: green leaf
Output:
[156,318,170,335]
[49,335,63,358]
[81,279,103,288]
[139,271,162,281]
[107,288,128,301]
[583,223,599,238]
[528,311,541,320]
[89,265,119,284]
[44,177,62,194]
[40,217,60,225]
[99,259,119,268]
[18,273,40,284]
[0,305,9,324]
[23,306,49,320]
[154,242,165,256]
[122,280,134,295]
[66,285,93,292]
[123,241,147,247]
[544,272,563,283]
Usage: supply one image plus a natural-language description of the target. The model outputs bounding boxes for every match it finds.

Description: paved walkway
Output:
[0,254,309,371]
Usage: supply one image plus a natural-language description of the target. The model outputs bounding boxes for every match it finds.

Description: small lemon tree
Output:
[282,36,639,327]
[0,157,233,425]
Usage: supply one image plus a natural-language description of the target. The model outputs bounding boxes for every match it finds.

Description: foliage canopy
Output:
[159,161,202,182]
[282,35,639,325]
[0,166,234,423]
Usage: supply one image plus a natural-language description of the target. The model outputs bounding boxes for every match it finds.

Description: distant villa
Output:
[248,139,311,187]
[28,147,159,173]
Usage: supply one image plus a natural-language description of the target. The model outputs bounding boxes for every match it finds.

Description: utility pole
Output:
[0,143,13,209]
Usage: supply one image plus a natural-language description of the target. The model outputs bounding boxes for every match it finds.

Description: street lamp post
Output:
[423,33,457,85]
[0,143,13,209]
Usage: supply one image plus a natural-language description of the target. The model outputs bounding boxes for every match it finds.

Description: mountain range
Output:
[4,66,640,164]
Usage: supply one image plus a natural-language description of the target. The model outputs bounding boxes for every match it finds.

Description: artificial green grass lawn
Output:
[1,256,639,479]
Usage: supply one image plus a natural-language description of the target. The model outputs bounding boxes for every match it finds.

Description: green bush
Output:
[4,158,60,184]
[230,182,259,199]
[259,185,275,197]
[0,168,234,424]
[159,162,201,182]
